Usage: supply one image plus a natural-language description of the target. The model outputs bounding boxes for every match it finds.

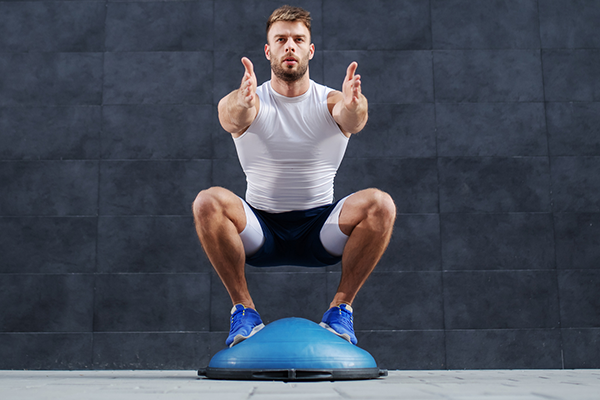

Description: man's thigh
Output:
[195,186,247,233]
[337,188,391,236]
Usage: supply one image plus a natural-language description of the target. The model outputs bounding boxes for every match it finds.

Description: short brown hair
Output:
[266,5,312,40]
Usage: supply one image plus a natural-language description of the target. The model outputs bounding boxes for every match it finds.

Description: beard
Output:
[270,52,310,82]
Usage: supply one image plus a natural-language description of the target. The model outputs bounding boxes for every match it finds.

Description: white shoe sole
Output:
[319,322,353,344]
[229,323,265,348]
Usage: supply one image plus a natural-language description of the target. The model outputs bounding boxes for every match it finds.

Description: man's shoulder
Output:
[256,80,270,94]
[310,80,335,93]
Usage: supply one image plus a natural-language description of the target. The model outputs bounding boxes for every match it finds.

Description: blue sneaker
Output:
[319,304,357,345]
[226,304,265,347]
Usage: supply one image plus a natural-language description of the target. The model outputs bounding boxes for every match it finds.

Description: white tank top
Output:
[233,80,349,213]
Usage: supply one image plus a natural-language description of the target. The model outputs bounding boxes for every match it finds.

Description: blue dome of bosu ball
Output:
[198,317,387,381]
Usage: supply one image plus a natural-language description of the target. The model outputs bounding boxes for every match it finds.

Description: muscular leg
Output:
[192,187,255,309]
[330,188,396,308]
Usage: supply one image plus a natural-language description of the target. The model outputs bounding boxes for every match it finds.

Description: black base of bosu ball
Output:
[198,318,387,381]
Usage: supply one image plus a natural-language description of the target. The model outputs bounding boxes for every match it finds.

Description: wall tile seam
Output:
[355,329,446,333]
[432,100,548,105]
[345,154,600,158]
[432,48,544,52]
[438,268,600,273]
[432,101,547,104]
[0,45,598,55]
[244,271,328,275]
[548,155,600,158]
[539,20,565,360]
[434,101,600,104]
[4,211,578,217]
[91,331,213,334]
[96,215,195,217]
[102,49,214,53]
[3,328,587,334]
[3,48,586,54]
[101,104,215,107]
[429,4,447,357]
[96,214,195,217]
[1,329,577,335]
[441,270,561,273]
[393,212,441,216]
[0,159,213,162]
[0,159,100,163]
[561,327,600,330]
[431,47,543,51]
[0,331,214,335]
[0,101,216,107]
[437,211,554,215]
[4,100,577,106]
[360,328,562,332]
[0,105,103,108]
[1,102,214,107]
[328,270,569,275]
[343,156,437,160]
[0,272,209,276]
[0,272,98,276]
[440,269,560,273]
[552,211,600,215]
[0,332,94,335]
[94,272,209,275]
[0,215,100,218]
[541,48,600,51]
[317,47,591,51]
[97,158,215,161]
[436,156,552,160]
[0,51,107,55]
[443,328,567,332]
[0,214,193,217]
[0,0,109,2]
[431,47,600,51]
[0,157,216,163]
[343,156,555,160]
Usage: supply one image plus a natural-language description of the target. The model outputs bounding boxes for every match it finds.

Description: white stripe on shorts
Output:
[238,197,265,256]
[319,195,350,257]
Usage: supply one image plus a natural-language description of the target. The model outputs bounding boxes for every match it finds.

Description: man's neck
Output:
[270,72,311,97]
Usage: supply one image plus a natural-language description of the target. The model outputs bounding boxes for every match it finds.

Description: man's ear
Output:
[308,43,315,60]
[264,43,271,60]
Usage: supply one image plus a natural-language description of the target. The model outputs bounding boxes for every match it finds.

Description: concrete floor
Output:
[1,370,599,399]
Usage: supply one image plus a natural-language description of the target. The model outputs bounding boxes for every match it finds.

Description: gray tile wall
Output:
[0,0,598,370]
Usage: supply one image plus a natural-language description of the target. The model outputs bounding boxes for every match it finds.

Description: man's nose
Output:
[284,38,296,52]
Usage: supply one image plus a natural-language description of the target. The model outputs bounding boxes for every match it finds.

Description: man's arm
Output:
[218,57,260,138]
[329,61,368,135]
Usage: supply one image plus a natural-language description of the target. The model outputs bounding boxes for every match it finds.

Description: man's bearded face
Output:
[270,49,310,82]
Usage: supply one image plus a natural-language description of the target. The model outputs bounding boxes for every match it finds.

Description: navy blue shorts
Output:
[245,201,343,268]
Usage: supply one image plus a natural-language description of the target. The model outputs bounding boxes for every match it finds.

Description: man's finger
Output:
[346,61,358,81]
[241,57,254,77]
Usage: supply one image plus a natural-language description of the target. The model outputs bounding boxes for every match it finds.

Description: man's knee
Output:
[364,188,396,228]
[192,187,229,220]
[193,187,246,233]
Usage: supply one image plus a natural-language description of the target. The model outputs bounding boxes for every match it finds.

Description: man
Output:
[193,5,395,347]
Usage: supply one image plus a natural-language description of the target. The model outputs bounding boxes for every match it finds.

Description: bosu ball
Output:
[198,317,387,381]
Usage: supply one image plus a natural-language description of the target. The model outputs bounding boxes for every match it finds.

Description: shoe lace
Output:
[230,308,246,332]
[337,306,354,331]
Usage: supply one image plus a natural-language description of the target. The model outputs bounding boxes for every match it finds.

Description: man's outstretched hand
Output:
[239,57,257,109]
[218,57,259,135]
[331,61,367,134]
[342,61,362,112]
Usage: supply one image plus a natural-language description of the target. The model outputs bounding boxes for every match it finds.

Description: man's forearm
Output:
[218,89,257,135]
[335,95,368,134]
